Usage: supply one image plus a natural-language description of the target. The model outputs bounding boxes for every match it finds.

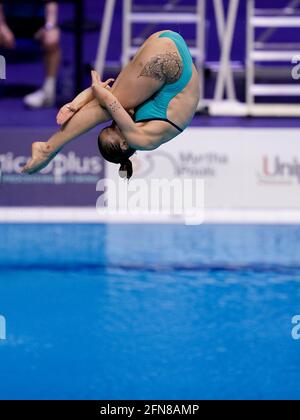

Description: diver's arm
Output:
[93,86,155,150]
[92,73,155,150]
[57,78,114,125]
[70,77,114,111]
[92,86,137,135]
[56,88,94,125]
[70,88,93,110]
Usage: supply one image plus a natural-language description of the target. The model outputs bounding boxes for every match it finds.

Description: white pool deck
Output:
[1,207,300,224]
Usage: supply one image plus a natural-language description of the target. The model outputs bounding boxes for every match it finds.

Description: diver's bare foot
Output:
[21,142,60,174]
[56,103,77,126]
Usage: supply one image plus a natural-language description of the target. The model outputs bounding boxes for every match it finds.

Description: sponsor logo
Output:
[258,156,300,185]
[132,151,228,179]
[0,152,104,184]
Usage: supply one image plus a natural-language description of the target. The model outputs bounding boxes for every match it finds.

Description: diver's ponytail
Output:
[119,159,133,180]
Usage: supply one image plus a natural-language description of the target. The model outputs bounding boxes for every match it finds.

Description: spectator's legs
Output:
[24,33,61,109]
[43,41,61,99]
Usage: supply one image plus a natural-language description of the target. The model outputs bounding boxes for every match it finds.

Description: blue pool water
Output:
[0,224,300,400]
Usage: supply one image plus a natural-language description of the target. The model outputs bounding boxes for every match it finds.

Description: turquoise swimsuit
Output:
[134,31,193,133]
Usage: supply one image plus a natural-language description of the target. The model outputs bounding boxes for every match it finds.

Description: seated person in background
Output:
[0,0,61,108]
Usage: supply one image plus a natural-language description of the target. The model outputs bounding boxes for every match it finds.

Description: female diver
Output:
[22,30,200,179]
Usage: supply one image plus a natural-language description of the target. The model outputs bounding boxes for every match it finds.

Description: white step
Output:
[248,104,300,117]
[250,84,300,96]
[254,8,300,17]
[255,42,300,50]
[209,100,248,117]
[251,51,300,61]
[128,13,201,24]
[251,16,300,27]
[133,5,195,13]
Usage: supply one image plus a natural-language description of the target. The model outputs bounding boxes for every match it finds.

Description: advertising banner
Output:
[2,127,300,210]
[0,127,105,206]
[107,127,300,210]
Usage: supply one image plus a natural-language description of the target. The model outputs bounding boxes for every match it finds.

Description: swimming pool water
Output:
[0,224,300,400]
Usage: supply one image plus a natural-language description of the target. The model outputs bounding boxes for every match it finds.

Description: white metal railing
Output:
[246,0,300,116]
[95,0,300,118]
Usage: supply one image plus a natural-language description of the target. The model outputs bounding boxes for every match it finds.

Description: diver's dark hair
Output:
[98,132,135,180]
[119,160,133,180]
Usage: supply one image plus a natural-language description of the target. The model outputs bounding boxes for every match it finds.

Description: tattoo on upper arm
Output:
[109,100,121,113]
[139,52,183,84]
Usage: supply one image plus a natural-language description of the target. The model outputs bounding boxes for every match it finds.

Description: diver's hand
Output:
[56,103,78,126]
[91,70,114,89]
[91,71,113,106]
[91,70,101,87]
[102,78,115,90]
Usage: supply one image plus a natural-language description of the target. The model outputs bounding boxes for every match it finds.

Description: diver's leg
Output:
[59,35,172,126]
[57,35,168,126]
[22,98,110,174]
[56,88,94,126]
[110,37,171,107]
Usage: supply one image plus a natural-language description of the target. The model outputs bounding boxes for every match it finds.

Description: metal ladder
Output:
[246,0,300,116]
[122,0,206,106]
